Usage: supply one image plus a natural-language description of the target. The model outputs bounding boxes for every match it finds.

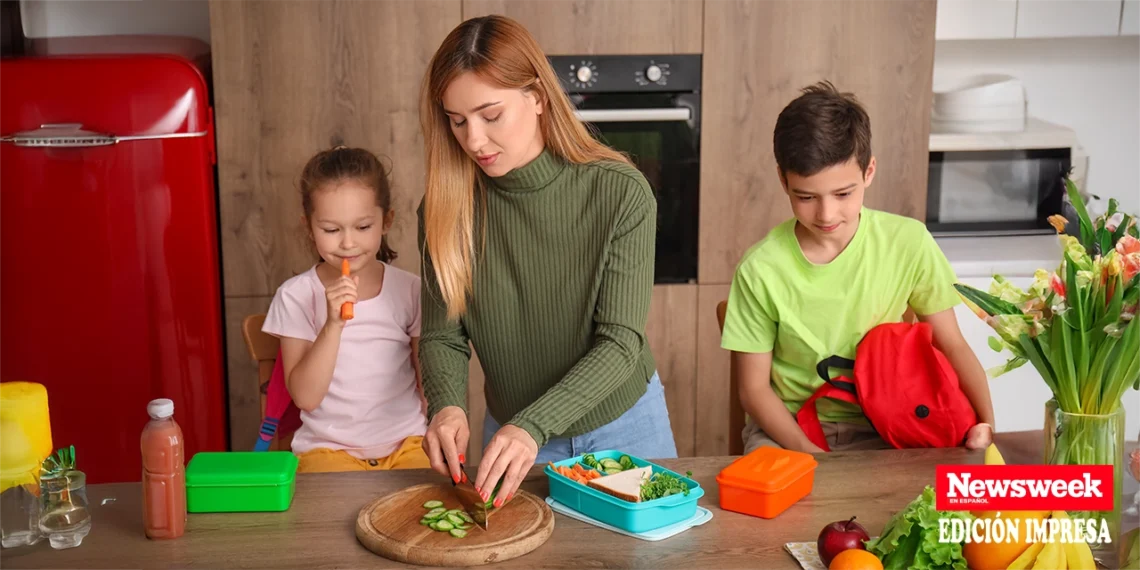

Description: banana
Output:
[1045,510,1095,570]
[1063,540,1096,570]
[1031,541,1066,569]
[985,443,1006,466]
[1007,541,1046,570]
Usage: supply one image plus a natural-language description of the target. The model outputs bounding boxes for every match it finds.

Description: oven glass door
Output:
[573,92,699,284]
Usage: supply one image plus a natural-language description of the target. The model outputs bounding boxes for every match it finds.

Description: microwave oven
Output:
[926,118,1088,236]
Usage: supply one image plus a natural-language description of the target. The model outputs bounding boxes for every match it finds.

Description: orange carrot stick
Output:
[340,259,354,320]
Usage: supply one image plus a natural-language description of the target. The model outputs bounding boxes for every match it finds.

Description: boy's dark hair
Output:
[300,146,397,263]
[773,80,872,178]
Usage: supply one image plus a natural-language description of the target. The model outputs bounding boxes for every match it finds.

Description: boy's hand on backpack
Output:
[324,275,359,326]
[964,423,993,450]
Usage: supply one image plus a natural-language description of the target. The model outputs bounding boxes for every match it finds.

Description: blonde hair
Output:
[420,15,630,320]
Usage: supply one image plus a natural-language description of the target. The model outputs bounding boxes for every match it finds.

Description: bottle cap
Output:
[147,398,174,420]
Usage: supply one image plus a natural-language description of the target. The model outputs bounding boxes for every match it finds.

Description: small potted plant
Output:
[37,446,91,549]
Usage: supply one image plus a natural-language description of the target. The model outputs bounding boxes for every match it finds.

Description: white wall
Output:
[934,37,1140,215]
[19,0,209,43]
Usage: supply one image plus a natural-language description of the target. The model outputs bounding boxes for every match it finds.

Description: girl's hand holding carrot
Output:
[325,260,358,328]
[339,259,355,321]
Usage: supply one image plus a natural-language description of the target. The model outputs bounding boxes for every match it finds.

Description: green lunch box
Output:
[185,451,298,513]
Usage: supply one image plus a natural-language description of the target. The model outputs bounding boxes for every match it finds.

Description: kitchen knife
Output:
[447,458,491,531]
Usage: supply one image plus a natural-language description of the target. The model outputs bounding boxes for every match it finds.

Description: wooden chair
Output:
[715,301,745,455]
[240,314,293,451]
[718,300,918,456]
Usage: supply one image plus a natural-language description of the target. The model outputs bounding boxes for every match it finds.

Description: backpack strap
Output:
[796,356,859,452]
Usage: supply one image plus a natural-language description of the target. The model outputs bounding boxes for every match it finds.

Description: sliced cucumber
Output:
[456,523,472,530]
[450,528,468,538]
[424,507,447,520]
[434,519,454,531]
[604,468,623,475]
[422,500,444,509]
[619,455,634,469]
[457,511,474,524]
[420,518,433,526]
[446,513,465,526]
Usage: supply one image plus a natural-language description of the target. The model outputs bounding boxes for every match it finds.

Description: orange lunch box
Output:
[716,446,818,519]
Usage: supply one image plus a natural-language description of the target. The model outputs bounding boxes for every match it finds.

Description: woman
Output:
[417,14,676,506]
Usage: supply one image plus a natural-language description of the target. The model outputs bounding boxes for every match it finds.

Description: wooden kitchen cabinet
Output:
[699,0,937,285]
[1123,0,1139,35]
[462,0,702,55]
[1015,0,1123,38]
[210,0,461,298]
[935,0,1017,39]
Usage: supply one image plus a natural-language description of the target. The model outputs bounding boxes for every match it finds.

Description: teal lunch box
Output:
[185,451,299,513]
[544,450,704,534]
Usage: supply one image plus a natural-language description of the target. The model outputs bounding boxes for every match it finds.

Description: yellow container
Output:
[0,382,53,493]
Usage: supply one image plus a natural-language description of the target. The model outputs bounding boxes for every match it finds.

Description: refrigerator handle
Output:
[0,123,207,147]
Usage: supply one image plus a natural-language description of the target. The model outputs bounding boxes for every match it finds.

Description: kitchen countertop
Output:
[935,233,1063,279]
[7,431,1137,569]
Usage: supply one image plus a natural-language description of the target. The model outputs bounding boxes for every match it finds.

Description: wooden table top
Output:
[6,431,1137,569]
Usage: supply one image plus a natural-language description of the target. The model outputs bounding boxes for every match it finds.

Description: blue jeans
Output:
[483,372,678,463]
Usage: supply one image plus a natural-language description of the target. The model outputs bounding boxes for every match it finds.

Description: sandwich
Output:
[586,466,652,502]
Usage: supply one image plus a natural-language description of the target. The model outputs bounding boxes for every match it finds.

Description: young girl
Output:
[262,146,429,473]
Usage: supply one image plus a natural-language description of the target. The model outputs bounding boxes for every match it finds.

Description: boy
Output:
[720,81,995,454]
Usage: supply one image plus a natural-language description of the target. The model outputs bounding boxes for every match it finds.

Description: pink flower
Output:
[1118,235,1140,282]
[1050,272,1067,299]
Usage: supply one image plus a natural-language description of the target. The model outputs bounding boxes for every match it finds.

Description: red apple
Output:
[817,516,870,566]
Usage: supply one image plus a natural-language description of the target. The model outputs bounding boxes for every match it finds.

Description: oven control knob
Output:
[576,66,593,83]
[645,64,663,83]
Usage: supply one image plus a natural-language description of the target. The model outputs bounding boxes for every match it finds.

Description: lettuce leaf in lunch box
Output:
[864,486,972,570]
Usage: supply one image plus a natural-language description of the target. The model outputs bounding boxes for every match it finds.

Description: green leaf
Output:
[1023,332,1061,406]
[1065,177,1097,253]
[1112,213,1132,246]
[953,283,1024,316]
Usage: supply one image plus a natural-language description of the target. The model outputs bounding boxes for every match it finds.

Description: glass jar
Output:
[37,470,91,549]
[1044,399,1125,557]
[0,467,42,548]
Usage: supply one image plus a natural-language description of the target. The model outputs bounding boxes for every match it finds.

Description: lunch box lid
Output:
[186,451,298,487]
[716,447,818,493]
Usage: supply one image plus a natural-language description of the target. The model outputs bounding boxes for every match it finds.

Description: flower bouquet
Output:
[954,178,1139,552]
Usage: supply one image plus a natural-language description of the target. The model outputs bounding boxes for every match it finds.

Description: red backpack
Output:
[795,321,977,451]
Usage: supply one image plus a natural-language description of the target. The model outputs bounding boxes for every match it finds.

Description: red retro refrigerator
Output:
[0,36,228,483]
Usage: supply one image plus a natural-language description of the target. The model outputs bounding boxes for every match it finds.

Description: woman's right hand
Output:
[423,406,469,483]
[324,274,358,327]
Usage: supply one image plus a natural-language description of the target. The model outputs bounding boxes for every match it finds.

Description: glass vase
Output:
[1044,399,1125,558]
[37,470,91,549]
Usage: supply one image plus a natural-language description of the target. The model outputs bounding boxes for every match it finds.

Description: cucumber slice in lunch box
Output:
[422,500,444,509]
[599,458,622,470]
[604,467,623,475]
[450,529,468,538]
[619,455,634,469]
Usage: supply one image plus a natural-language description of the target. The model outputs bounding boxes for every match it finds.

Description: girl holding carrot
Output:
[262,146,429,473]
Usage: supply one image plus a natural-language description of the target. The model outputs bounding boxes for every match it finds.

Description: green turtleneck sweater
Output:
[418,149,658,448]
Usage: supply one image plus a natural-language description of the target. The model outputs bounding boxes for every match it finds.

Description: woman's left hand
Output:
[964,423,994,450]
[475,425,538,508]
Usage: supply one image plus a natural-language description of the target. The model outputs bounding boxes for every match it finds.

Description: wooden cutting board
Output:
[356,482,555,567]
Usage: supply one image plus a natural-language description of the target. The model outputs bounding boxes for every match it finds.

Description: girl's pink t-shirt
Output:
[263,263,426,459]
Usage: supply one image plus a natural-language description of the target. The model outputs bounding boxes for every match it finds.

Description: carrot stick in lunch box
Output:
[340,259,354,320]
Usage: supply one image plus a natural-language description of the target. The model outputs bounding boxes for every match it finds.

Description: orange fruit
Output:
[962,510,1051,570]
[828,548,883,570]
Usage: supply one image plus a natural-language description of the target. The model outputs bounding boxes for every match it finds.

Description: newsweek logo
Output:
[935,465,1114,511]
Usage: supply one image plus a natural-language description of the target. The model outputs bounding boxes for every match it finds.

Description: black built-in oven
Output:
[548,54,701,284]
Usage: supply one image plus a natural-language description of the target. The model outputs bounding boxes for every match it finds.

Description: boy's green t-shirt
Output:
[720,207,961,424]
